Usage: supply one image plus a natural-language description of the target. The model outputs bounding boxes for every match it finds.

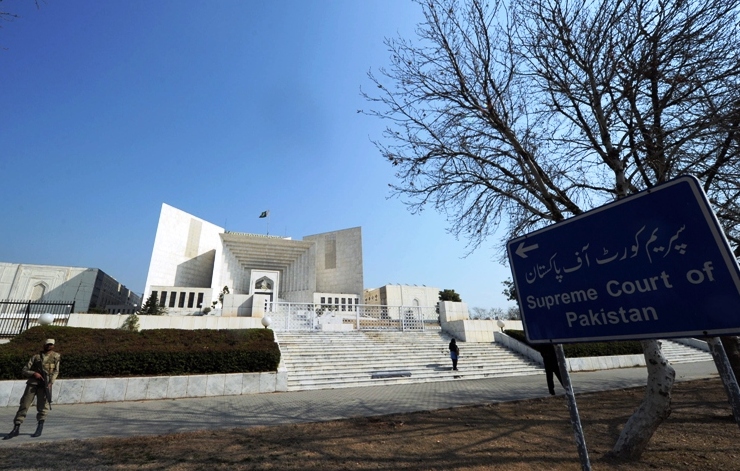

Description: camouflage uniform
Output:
[12,350,61,425]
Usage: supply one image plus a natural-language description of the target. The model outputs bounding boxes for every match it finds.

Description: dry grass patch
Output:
[0,378,738,470]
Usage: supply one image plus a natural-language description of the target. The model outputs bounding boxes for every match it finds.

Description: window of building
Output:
[169,291,177,308]
[197,292,204,308]
[321,297,325,304]
[159,292,167,307]
[188,292,195,308]
[30,283,46,301]
[335,297,339,304]
[178,292,186,308]
[325,238,337,269]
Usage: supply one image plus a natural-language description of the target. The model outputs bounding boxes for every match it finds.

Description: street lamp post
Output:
[497,319,506,332]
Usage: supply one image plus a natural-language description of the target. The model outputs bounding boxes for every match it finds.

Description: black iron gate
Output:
[0,300,74,339]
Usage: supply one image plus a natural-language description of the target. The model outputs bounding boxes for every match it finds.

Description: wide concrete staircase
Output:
[276,331,543,391]
[661,339,713,364]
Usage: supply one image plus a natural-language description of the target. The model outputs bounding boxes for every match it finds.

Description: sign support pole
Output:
[705,337,740,431]
[556,344,592,471]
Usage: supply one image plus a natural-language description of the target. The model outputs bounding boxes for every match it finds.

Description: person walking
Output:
[539,344,564,395]
[449,338,460,371]
[3,338,60,440]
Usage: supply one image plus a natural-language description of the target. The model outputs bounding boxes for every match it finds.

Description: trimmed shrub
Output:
[505,330,643,357]
[0,326,280,380]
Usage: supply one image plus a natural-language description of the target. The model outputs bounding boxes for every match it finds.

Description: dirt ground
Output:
[0,378,738,471]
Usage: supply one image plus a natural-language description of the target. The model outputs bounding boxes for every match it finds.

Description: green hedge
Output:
[505,330,643,357]
[0,326,280,380]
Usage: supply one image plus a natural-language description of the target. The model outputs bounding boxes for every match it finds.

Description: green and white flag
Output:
[259,210,269,218]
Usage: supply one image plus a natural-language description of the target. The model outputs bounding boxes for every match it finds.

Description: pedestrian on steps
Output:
[449,338,460,371]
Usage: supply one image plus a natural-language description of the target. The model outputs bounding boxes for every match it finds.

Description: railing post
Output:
[20,301,31,335]
[286,302,291,331]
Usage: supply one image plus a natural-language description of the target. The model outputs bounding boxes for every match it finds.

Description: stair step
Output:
[278,331,539,391]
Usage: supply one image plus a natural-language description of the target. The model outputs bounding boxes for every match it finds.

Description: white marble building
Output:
[364,284,440,308]
[0,262,141,313]
[144,204,364,316]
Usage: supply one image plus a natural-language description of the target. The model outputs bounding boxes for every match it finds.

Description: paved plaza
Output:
[0,361,718,446]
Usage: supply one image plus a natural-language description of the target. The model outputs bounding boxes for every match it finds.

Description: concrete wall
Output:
[305,227,363,297]
[440,302,525,343]
[67,313,264,330]
[0,371,287,407]
[281,250,315,300]
[217,239,249,296]
[439,301,468,322]
[221,294,256,317]
[144,203,224,297]
[365,284,439,308]
[445,319,498,342]
[494,331,646,371]
[0,263,139,313]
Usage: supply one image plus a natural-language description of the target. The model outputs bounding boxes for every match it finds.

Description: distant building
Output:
[143,204,364,316]
[0,262,141,313]
[364,284,440,308]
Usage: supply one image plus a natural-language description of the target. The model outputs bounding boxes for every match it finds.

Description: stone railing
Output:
[672,337,710,351]
[494,331,645,372]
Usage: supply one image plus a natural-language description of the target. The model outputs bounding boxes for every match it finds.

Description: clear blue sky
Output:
[0,0,514,310]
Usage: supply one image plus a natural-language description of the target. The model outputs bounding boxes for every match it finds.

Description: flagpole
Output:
[259,210,271,235]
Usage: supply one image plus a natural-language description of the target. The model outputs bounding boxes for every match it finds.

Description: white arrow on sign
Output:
[515,241,539,258]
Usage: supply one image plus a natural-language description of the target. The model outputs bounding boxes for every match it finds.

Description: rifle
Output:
[40,369,52,410]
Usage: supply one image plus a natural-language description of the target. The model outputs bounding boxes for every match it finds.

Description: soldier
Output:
[3,338,60,440]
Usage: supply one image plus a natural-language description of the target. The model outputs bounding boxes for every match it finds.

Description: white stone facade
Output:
[364,284,440,308]
[144,204,364,316]
[0,262,140,313]
[0,370,287,407]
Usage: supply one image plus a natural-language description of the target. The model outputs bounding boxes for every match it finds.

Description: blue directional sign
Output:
[507,176,740,343]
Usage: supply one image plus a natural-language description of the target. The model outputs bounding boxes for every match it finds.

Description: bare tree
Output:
[470,306,505,319]
[0,0,41,26]
[365,0,740,460]
[506,305,521,320]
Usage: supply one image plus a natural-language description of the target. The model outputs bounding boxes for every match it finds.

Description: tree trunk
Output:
[608,339,675,460]
[721,336,740,382]
[707,337,740,430]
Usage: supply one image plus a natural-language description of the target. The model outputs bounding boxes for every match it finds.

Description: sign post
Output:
[555,344,591,470]
[508,176,740,344]
[507,176,740,466]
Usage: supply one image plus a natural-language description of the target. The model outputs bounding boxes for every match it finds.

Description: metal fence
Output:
[266,302,439,332]
[0,300,74,338]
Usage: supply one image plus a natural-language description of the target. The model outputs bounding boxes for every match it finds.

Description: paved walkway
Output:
[0,361,718,446]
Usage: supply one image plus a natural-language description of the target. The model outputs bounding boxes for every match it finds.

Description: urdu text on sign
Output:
[507,176,740,343]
